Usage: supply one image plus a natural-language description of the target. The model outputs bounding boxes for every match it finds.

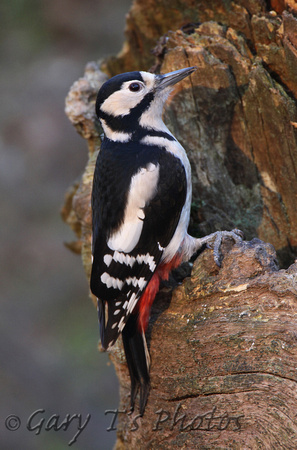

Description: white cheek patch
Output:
[139,95,171,132]
[101,79,151,117]
[107,163,160,253]
[101,89,141,116]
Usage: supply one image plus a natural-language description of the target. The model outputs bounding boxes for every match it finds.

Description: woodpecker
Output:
[90,67,242,415]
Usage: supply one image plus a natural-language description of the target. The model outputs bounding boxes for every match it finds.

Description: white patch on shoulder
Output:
[138,209,145,220]
[108,163,160,253]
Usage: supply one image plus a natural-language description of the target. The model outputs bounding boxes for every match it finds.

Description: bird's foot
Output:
[197,228,244,266]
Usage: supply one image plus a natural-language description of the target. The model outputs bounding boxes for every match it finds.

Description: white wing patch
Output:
[107,289,146,336]
[101,272,147,292]
[126,292,139,315]
[103,254,113,266]
[103,250,156,272]
[100,272,124,290]
[107,163,159,253]
[136,254,156,272]
[113,250,135,267]
[126,276,146,290]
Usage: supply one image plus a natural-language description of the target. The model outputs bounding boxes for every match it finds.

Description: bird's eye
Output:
[129,82,142,92]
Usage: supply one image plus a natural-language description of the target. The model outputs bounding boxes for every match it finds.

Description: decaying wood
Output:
[63,0,297,447]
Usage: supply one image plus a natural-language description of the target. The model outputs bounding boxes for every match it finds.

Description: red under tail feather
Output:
[137,253,182,332]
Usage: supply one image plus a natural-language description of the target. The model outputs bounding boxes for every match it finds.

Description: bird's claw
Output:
[206,228,244,266]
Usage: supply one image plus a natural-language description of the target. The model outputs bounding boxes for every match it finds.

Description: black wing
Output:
[90,139,187,349]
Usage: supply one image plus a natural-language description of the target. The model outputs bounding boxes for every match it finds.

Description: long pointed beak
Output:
[156,66,197,90]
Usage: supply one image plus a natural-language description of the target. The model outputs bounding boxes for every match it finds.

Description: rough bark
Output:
[113,239,297,449]
[62,0,297,447]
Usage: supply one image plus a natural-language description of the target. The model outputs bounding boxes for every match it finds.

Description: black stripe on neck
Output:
[98,91,155,134]
[102,119,176,142]
[141,129,176,141]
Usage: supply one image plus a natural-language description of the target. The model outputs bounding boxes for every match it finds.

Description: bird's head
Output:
[95,67,196,141]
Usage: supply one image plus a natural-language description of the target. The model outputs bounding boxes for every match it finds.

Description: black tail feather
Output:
[122,314,150,416]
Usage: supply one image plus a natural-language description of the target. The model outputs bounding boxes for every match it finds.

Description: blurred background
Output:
[0,0,132,448]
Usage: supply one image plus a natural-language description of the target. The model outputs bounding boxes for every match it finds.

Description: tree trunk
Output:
[62,0,297,447]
